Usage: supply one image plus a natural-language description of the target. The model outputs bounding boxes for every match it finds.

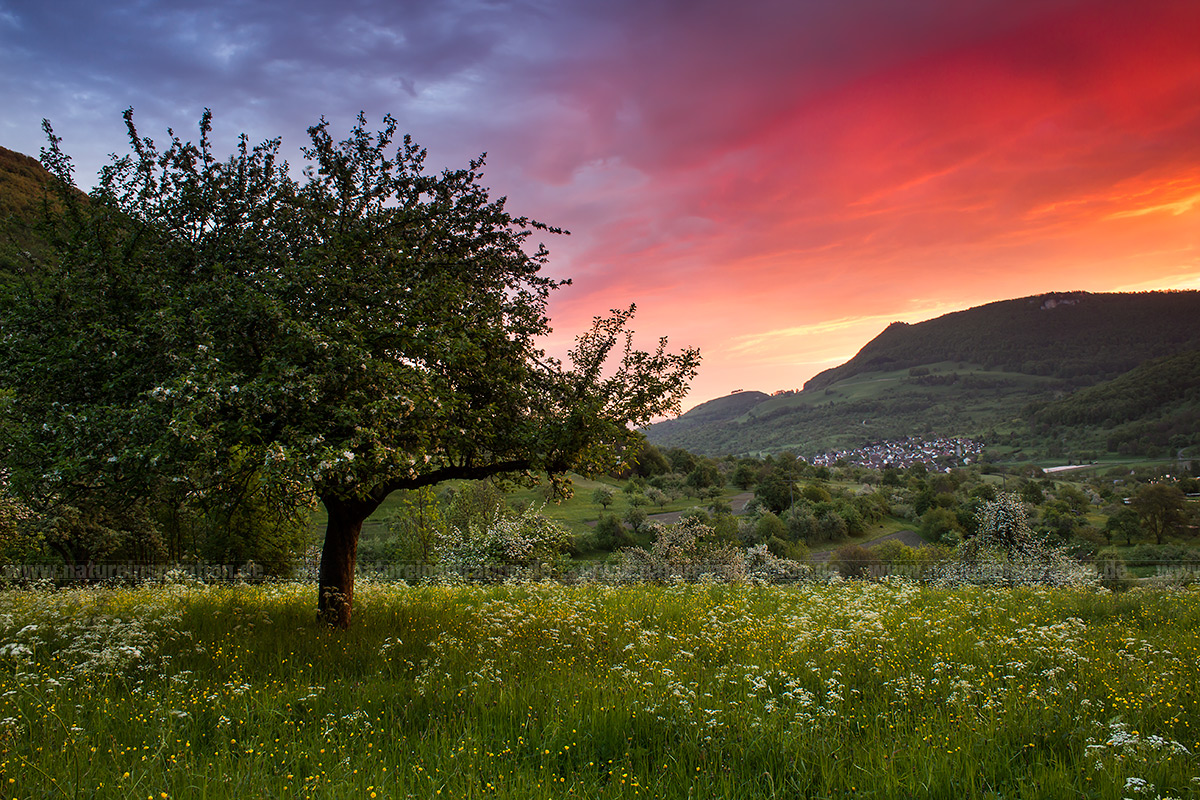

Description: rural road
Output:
[641,492,755,525]
[809,528,928,562]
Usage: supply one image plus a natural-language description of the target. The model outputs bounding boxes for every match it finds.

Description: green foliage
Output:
[753,511,787,544]
[630,443,670,477]
[1094,548,1133,591]
[730,460,760,489]
[831,543,874,579]
[435,503,572,572]
[193,470,312,577]
[765,535,809,562]
[593,513,633,551]
[920,506,962,544]
[622,506,648,534]
[612,518,747,581]
[685,459,723,491]
[753,474,792,514]
[940,493,1092,587]
[591,486,615,509]
[0,112,698,623]
[372,486,446,565]
[783,504,818,543]
[800,483,832,504]
[1131,483,1188,545]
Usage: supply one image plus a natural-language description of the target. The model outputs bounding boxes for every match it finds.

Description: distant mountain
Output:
[645,291,1200,457]
[648,390,770,439]
[805,292,1200,390]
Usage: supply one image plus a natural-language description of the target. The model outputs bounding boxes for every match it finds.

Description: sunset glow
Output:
[2,0,1197,410]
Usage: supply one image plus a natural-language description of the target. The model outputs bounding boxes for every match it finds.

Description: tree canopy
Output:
[0,110,700,626]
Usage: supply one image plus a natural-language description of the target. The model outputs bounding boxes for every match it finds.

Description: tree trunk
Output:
[317,495,380,628]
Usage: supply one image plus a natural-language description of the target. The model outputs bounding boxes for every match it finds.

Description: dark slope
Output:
[647,291,1200,456]
[804,291,1200,391]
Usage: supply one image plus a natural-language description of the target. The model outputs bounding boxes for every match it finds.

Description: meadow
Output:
[1,579,1198,799]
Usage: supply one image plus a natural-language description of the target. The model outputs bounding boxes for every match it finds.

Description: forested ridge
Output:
[805,292,1200,390]
[647,291,1200,457]
[1033,350,1200,428]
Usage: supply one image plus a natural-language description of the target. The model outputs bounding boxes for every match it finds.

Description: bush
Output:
[938,493,1093,587]
[1095,548,1133,591]
[623,507,648,534]
[612,519,745,582]
[766,536,809,562]
[832,544,874,579]
[755,512,788,544]
[436,504,573,573]
[594,513,635,550]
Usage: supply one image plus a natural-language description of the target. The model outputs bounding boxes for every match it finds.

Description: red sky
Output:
[2,0,1198,412]
[524,0,1200,409]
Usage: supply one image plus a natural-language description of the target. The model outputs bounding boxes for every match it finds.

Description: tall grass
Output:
[1,580,1197,798]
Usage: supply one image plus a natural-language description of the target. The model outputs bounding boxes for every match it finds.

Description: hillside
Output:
[646,390,769,439]
[805,292,1200,390]
[1031,349,1200,457]
[0,144,61,260]
[646,291,1200,457]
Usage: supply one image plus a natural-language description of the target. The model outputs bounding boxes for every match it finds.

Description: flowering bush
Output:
[939,492,1094,587]
[611,519,808,584]
[434,503,572,576]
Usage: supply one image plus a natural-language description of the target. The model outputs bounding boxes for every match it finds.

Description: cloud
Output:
[2,0,1198,411]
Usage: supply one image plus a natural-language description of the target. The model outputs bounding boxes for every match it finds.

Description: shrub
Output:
[594,513,634,550]
[938,493,1093,587]
[612,519,745,582]
[1095,548,1133,591]
[832,543,874,579]
[755,512,788,543]
[435,504,572,574]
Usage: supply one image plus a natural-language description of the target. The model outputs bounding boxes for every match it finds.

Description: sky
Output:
[2,0,1199,412]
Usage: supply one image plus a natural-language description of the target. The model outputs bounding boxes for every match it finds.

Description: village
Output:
[808,436,985,471]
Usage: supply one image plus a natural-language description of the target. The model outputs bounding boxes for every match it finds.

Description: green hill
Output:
[646,291,1200,457]
[1030,349,1200,457]
[646,390,770,439]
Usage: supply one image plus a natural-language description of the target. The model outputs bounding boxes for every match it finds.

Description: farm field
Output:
[1,581,1198,798]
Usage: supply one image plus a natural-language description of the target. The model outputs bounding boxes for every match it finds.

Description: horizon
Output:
[3,1,1198,411]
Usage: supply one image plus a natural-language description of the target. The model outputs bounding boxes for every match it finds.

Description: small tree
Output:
[939,493,1091,587]
[1131,484,1187,545]
[1105,506,1141,546]
[622,506,648,534]
[592,486,615,510]
[754,474,792,514]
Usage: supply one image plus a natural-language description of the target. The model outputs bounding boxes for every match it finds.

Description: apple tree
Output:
[0,110,699,626]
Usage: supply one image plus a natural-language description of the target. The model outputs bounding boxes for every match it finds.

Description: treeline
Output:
[1033,350,1200,427]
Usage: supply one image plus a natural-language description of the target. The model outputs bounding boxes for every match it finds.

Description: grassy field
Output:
[309,474,744,545]
[1,581,1198,798]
